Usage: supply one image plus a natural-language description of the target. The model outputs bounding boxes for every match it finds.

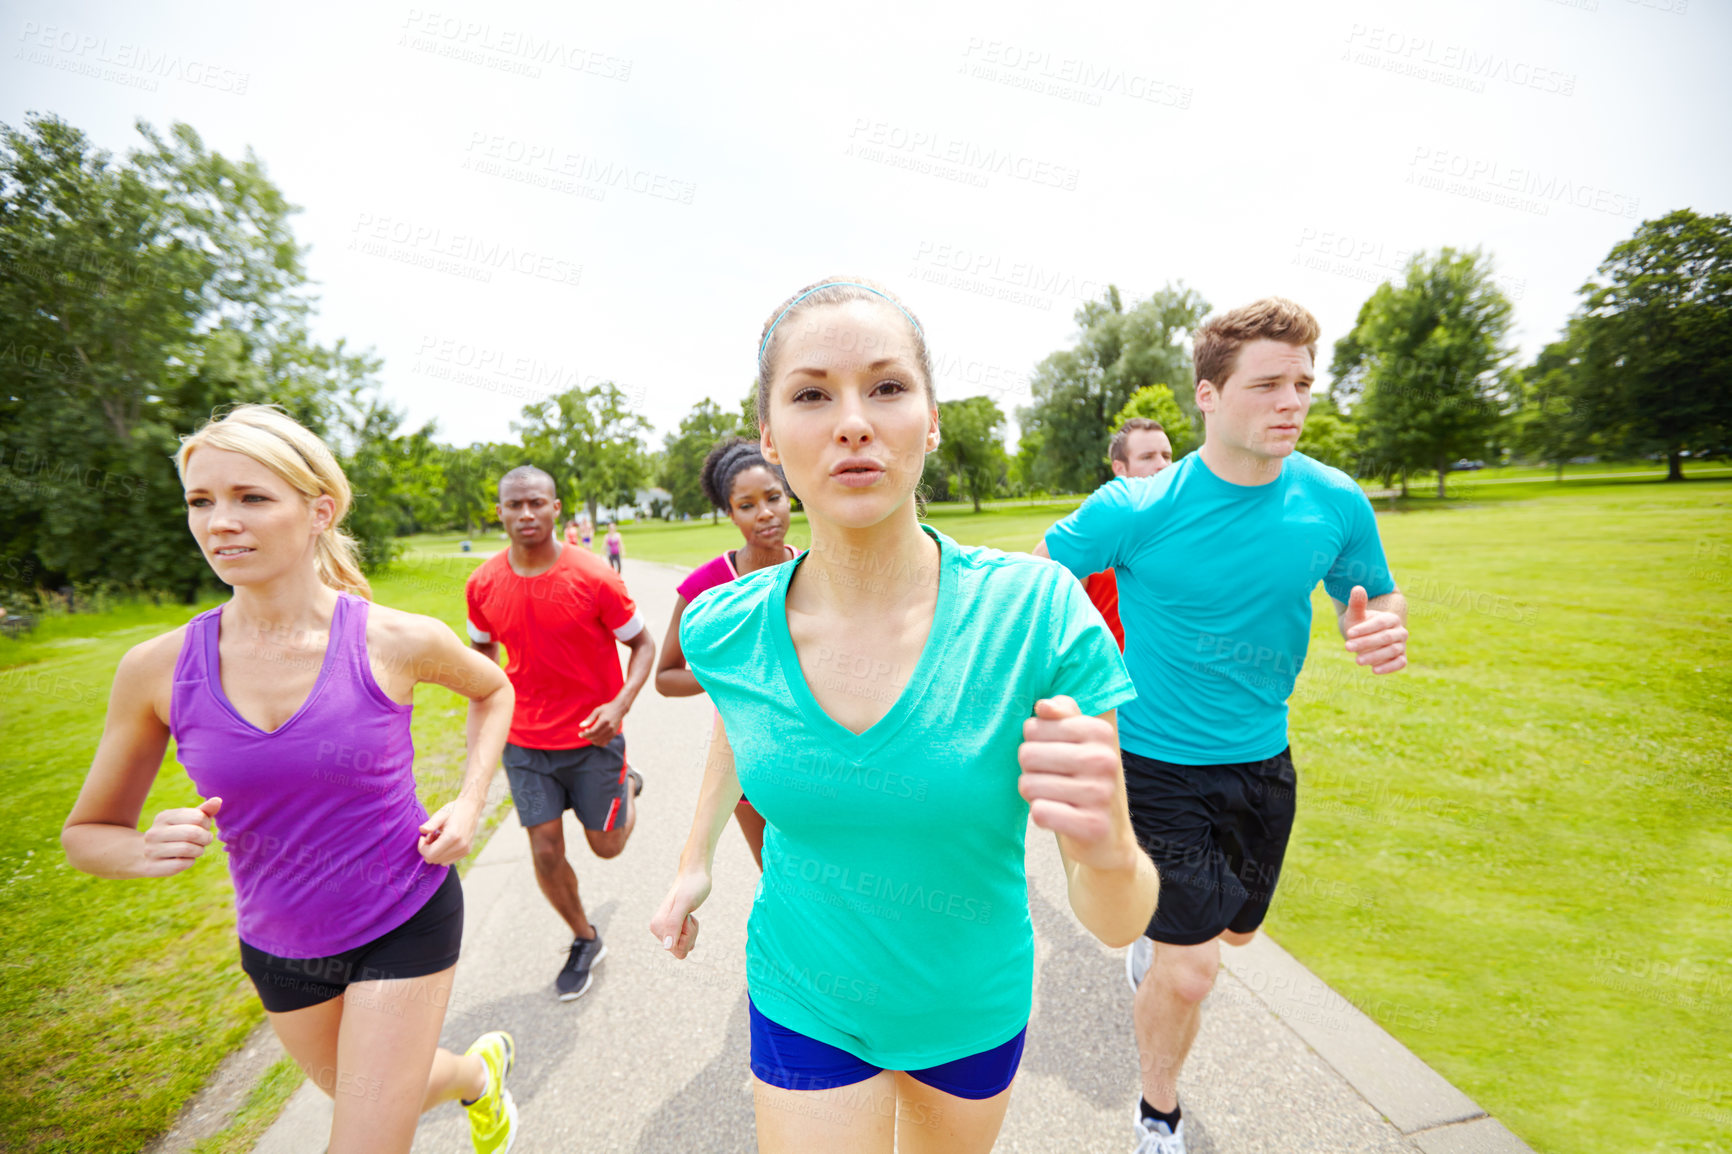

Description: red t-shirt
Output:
[1082,569,1125,651]
[465,545,641,749]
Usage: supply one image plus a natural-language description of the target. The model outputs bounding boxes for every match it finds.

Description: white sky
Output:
[5,0,1727,450]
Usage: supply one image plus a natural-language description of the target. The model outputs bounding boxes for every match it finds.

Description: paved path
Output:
[256,557,1530,1153]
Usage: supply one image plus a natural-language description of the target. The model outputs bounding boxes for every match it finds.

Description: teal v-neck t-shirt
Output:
[681,524,1135,1069]
[1043,450,1396,765]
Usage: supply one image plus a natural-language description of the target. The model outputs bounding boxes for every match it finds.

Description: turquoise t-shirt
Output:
[681,524,1135,1069]
[1044,451,1396,766]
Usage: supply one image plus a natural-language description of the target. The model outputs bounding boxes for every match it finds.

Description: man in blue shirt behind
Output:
[1037,297,1410,1154]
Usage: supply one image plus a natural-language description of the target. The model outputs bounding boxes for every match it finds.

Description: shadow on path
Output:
[631,989,757,1154]
[1019,887,1218,1153]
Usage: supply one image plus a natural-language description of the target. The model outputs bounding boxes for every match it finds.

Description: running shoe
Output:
[557,931,607,1001]
[1133,1112,1186,1154]
[1126,934,1154,994]
[627,768,644,798]
[464,1031,517,1154]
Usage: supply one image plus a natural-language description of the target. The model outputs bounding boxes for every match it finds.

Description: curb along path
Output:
[251,557,1533,1153]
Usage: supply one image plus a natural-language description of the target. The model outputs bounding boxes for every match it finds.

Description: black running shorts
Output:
[1123,747,1297,946]
[239,867,464,1014]
[503,735,631,832]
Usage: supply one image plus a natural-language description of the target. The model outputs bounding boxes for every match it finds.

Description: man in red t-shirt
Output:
[466,466,656,1001]
[1083,418,1175,649]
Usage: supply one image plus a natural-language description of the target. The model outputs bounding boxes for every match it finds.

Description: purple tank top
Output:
[171,593,446,957]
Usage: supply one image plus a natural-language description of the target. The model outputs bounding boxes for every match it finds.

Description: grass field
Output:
[3,477,1729,1152]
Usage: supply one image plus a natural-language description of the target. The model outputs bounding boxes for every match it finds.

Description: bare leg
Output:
[893,1071,1015,1154]
[753,1071,896,1154]
[263,968,486,1154]
[526,818,593,939]
[1132,937,1222,1112]
[734,799,766,870]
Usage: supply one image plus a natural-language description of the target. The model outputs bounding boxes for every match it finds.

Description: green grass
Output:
[1273,479,1731,1154]
[5,481,1729,1152]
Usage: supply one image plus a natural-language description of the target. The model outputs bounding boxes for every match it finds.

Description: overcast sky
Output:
[5,0,1727,449]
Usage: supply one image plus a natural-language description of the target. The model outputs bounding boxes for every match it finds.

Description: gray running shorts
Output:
[503,736,630,832]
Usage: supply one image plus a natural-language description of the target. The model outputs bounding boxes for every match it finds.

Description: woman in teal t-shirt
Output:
[651,278,1159,1154]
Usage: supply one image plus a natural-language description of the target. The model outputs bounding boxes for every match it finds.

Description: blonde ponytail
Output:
[176,404,374,600]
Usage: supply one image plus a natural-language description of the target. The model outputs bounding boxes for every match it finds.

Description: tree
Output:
[935,396,1007,513]
[0,112,380,601]
[436,441,515,534]
[1019,283,1210,493]
[1330,248,1516,498]
[1294,394,1358,474]
[1111,385,1196,460]
[1571,209,1732,480]
[1510,330,1595,479]
[660,398,741,520]
[512,382,651,526]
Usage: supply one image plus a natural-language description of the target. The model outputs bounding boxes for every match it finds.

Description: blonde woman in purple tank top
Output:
[62,406,522,1154]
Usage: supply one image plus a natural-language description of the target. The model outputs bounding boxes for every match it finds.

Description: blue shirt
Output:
[1044,451,1396,765]
[681,525,1135,1068]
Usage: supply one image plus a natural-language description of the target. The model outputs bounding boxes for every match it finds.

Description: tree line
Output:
[4,112,1727,605]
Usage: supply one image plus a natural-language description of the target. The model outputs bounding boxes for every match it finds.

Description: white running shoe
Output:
[1126,935,1154,994]
[1133,1113,1186,1154]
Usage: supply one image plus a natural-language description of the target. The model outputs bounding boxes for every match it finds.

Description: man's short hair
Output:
[498,464,557,500]
[1192,297,1321,389]
[1109,418,1166,464]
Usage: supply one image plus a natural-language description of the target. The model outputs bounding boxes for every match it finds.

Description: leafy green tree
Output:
[1331,248,1516,498]
[1571,209,1732,480]
[661,398,742,519]
[513,382,651,526]
[436,441,515,534]
[1020,283,1210,493]
[1295,394,1358,474]
[0,112,383,601]
[935,396,1007,513]
[1110,384,1196,460]
[1510,331,1595,479]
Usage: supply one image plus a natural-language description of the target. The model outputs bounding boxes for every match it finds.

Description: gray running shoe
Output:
[1133,1113,1186,1154]
[1126,934,1154,994]
[557,932,607,1001]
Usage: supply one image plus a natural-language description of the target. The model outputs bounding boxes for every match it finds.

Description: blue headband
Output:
[757,282,923,362]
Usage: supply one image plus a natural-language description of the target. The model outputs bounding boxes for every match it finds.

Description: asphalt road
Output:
[256,555,1430,1153]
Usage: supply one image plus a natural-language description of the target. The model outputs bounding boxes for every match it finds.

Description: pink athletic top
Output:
[170,594,445,957]
[676,545,798,605]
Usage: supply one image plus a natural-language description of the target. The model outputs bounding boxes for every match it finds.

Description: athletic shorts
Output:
[239,867,463,1014]
[1123,747,1297,946]
[504,736,631,832]
[748,998,1026,1100]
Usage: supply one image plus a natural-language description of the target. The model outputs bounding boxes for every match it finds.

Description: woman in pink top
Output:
[61,406,521,1154]
[655,436,798,868]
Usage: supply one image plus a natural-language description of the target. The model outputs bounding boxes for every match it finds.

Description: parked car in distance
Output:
[1450,459,1487,471]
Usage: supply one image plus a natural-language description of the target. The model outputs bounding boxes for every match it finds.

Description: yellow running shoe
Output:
[463,1031,517,1153]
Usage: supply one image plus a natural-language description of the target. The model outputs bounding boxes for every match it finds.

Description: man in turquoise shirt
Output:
[1039,297,1410,1154]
